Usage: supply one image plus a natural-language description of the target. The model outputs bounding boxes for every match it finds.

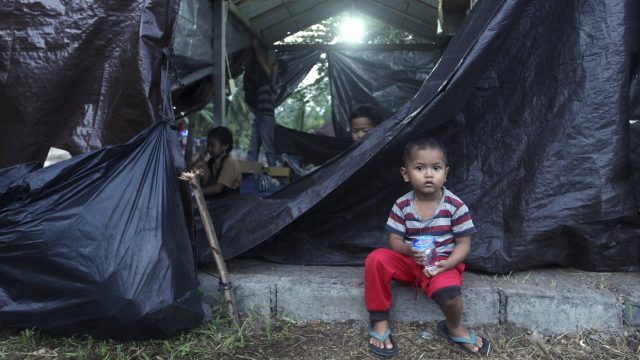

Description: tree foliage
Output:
[274,12,428,138]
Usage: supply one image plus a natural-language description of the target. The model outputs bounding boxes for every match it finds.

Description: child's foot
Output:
[446,324,483,353]
[437,320,491,356]
[369,320,394,351]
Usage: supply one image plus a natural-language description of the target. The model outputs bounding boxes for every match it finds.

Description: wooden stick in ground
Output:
[179,169,240,328]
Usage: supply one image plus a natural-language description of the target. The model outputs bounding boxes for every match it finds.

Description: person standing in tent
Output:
[349,104,382,143]
[246,39,288,167]
[364,136,491,358]
[193,127,242,198]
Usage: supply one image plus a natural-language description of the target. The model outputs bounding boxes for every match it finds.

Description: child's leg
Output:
[364,248,419,350]
[439,295,483,352]
[365,248,419,315]
[424,263,484,353]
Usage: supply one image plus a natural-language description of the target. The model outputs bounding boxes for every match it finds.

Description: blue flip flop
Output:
[437,320,491,357]
[368,322,398,358]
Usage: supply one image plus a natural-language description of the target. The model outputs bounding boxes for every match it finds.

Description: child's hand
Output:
[423,259,449,278]
[411,248,425,265]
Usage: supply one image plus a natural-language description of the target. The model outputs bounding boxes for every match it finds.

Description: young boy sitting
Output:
[364,136,491,357]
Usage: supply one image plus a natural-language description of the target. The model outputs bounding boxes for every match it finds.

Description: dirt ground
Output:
[227,319,640,360]
[0,318,638,359]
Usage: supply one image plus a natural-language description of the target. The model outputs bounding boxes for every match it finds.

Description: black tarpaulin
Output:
[0,0,203,339]
[630,62,640,207]
[0,122,203,340]
[243,49,322,113]
[172,0,216,78]
[170,0,254,118]
[171,0,251,84]
[328,48,440,137]
[275,125,352,166]
[274,50,323,106]
[0,0,180,168]
[204,0,640,273]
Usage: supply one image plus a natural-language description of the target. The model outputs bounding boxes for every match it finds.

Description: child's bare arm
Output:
[443,235,471,268]
[252,39,272,77]
[389,232,424,264]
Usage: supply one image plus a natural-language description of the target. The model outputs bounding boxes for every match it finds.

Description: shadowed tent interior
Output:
[195,0,640,273]
[0,0,639,340]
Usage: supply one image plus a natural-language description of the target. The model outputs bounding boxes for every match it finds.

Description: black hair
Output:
[348,104,382,126]
[275,59,289,75]
[206,127,234,179]
[208,126,234,148]
[402,136,448,166]
[207,126,234,157]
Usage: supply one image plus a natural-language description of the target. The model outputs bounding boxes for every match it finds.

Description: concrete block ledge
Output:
[199,260,638,335]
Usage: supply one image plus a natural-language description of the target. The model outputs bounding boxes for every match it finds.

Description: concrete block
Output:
[199,273,274,315]
[389,284,499,326]
[462,287,500,326]
[624,303,640,327]
[617,282,640,326]
[389,283,442,322]
[201,270,500,327]
[198,272,223,306]
[500,285,623,335]
[198,261,639,335]
[277,282,367,321]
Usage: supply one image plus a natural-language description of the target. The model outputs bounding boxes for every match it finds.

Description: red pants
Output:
[364,248,465,313]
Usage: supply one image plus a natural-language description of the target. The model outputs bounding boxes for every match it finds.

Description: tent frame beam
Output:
[212,0,226,126]
[273,43,439,52]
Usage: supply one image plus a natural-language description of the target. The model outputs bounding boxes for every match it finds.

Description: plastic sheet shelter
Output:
[0,122,203,340]
[2,0,640,344]
[328,47,440,137]
[203,0,640,273]
[0,0,181,168]
[169,0,441,131]
[0,0,204,339]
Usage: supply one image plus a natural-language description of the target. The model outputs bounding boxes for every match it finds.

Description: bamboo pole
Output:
[179,169,240,328]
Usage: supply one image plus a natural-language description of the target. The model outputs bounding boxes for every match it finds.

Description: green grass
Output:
[2,302,637,359]
[0,309,287,360]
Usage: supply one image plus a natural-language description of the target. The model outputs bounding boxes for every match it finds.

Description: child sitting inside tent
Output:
[193,127,242,198]
[349,104,382,143]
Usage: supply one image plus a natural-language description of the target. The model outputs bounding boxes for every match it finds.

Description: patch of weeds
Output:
[69,336,95,359]
[194,311,249,353]
[113,344,129,360]
[96,341,111,359]
[19,328,37,350]
[263,315,276,341]
[275,315,297,336]
[162,336,197,360]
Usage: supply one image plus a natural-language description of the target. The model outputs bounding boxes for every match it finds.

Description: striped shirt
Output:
[256,75,277,116]
[385,188,476,257]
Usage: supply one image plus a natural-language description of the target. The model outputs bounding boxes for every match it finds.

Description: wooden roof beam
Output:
[228,1,267,46]
[362,0,437,32]
[261,0,345,43]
